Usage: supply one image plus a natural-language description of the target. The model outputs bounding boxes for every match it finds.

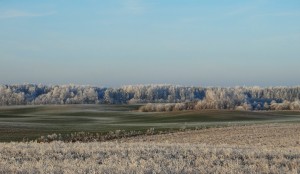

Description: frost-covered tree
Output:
[1,84,300,111]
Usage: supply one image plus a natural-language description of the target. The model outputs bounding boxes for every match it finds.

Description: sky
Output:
[0,0,300,87]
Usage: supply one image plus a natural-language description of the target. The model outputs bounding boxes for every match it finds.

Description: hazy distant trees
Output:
[0,85,25,105]
[1,84,300,111]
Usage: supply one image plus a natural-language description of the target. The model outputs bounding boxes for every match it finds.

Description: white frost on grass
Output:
[0,141,299,173]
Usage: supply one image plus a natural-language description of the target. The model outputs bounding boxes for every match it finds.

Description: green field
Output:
[1,105,300,142]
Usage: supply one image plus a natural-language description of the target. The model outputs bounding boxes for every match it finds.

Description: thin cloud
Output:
[255,12,300,17]
[0,10,55,19]
[226,6,254,16]
[123,0,145,14]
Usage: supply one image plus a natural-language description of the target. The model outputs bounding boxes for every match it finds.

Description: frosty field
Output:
[0,123,299,173]
[1,105,300,142]
[1,105,300,173]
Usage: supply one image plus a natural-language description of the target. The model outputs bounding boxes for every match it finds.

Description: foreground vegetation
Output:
[1,105,300,142]
[1,124,299,173]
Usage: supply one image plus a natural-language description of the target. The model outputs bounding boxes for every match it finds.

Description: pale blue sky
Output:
[1,0,300,87]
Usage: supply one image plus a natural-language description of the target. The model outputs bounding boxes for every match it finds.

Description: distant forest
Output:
[1,84,300,111]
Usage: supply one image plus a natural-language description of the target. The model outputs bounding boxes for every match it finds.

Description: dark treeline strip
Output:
[1,84,300,110]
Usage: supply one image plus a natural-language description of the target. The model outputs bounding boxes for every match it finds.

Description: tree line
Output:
[1,84,300,110]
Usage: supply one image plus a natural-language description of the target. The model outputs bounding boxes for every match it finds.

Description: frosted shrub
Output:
[146,128,155,135]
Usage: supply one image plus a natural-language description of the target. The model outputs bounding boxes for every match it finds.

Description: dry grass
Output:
[1,124,300,173]
[121,123,300,148]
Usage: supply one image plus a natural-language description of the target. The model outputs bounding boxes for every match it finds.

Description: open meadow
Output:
[0,105,300,173]
[1,105,300,142]
[0,123,299,173]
